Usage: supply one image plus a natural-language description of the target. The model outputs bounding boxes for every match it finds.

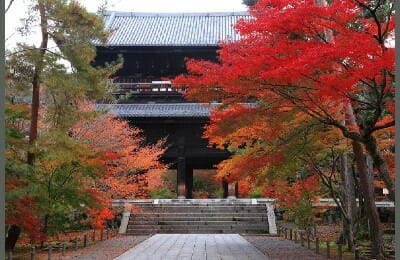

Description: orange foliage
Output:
[72,112,167,199]
[264,174,321,208]
[72,110,168,228]
[89,207,115,229]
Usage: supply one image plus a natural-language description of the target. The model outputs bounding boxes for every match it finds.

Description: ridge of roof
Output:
[102,11,249,17]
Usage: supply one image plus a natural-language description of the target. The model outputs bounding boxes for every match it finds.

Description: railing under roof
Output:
[110,81,187,95]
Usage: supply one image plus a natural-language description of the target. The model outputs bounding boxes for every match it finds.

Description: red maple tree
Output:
[174,1,394,258]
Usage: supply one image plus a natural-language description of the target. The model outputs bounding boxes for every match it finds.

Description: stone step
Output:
[128,217,268,225]
[128,222,268,229]
[130,219,268,225]
[126,228,269,235]
[129,216,268,224]
[129,221,268,227]
[136,202,265,205]
[126,229,158,235]
[137,209,267,214]
[137,204,268,207]
[129,218,267,224]
[112,198,276,207]
[127,228,269,235]
[132,213,268,218]
[158,225,268,230]
[139,205,266,210]
[116,198,271,203]
[125,201,273,235]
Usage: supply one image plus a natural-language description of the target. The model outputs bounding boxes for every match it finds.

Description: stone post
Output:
[119,210,131,234]
[266,202,277,234]
[48,245,52,260]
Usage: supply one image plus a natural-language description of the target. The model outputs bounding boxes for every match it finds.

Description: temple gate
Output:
[94,11,250,198]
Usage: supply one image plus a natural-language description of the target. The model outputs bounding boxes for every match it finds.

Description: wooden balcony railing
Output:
[110,81,187,94]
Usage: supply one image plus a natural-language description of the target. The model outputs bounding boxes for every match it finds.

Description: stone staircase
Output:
[116,199,276,235]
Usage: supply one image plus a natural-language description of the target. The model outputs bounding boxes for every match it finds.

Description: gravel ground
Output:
[244,236,327,260]
[29,234,328,259]
[33,235,149,260]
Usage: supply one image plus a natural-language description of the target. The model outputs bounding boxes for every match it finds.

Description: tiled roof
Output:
[96,103,221,117]
[97,11,250,46]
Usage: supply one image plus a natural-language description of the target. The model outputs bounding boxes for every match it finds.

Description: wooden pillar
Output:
[177,142,186,199]
[235,182,239,198]
[185,168,193,199]
[177,157,186,199]
[222,178,228,198]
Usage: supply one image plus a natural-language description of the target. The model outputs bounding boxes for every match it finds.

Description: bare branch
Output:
[369,120,395,133]
[5,0,15,14]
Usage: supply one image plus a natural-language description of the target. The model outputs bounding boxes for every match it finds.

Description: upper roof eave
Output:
[94,43,221,47]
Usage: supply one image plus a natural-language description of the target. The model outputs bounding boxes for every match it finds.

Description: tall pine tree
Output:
[5,0,120,247]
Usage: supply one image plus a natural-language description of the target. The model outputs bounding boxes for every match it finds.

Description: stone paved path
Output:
[115,234,267,260]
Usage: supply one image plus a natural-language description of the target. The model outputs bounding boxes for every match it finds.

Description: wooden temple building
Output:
[93,11,249,198]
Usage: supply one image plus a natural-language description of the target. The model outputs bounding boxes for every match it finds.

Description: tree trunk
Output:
[5,225,21,251]
[352,141,384,259]
[339,152,357,251]
[27,0,48,165]
[363,134,395,201]
[338,103,358,250]
[41,214,49,249]
[345,103,384,259]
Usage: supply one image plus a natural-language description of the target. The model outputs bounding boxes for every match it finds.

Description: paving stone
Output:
[115,234,267,260]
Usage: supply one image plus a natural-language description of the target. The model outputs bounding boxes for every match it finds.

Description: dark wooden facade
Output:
[94,48,232,198]
[95,46,219,82]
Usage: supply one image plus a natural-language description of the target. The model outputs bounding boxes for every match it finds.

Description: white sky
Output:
[5,0,248,49]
